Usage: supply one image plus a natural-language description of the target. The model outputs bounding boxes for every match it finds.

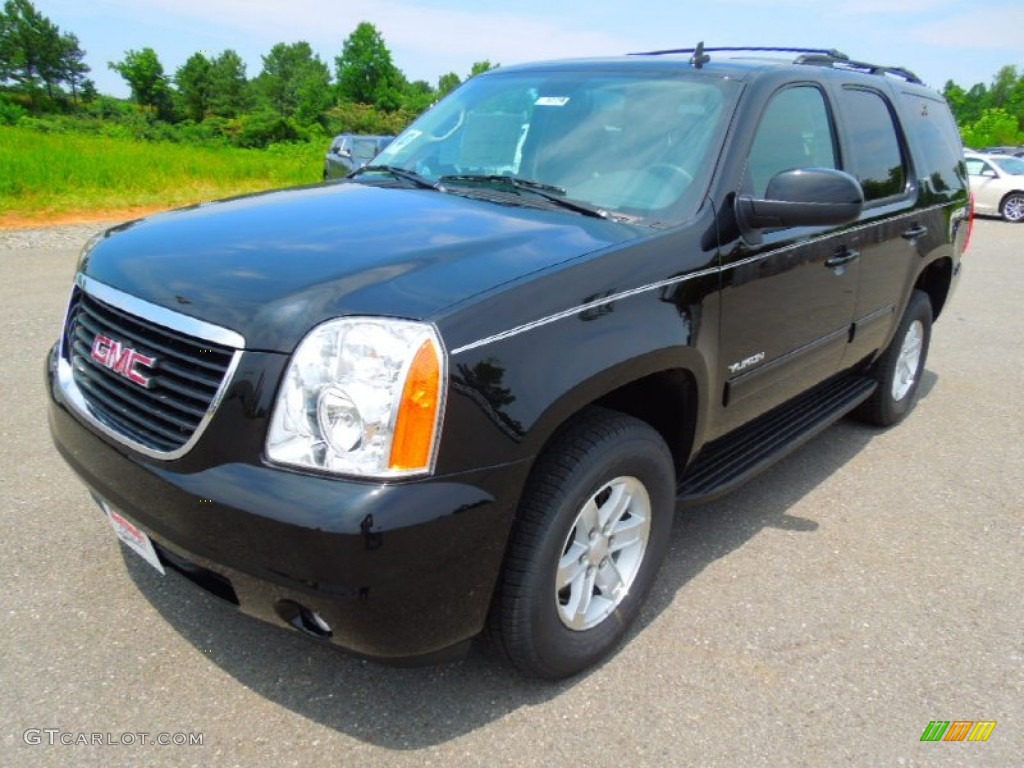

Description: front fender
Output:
[435,262,721,476]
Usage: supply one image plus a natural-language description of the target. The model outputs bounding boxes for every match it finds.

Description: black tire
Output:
[1001,191,1024,223]
[854,289,932,427]
[488,407,675,679]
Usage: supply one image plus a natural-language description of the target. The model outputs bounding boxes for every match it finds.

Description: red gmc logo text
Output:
[90,335,156,387]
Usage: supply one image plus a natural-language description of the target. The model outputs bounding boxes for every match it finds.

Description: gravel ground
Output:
[0,222,113,251]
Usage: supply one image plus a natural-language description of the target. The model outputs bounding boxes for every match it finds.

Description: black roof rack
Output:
[795,53,922,84]
[628,44,922,85]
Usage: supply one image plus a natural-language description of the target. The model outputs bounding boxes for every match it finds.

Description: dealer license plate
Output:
[97,498,165,575]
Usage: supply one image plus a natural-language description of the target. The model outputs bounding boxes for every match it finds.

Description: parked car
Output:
[965,150,1024,222]
[323,134,394,179]
[977,145,1024,158]
[47,45,971,679]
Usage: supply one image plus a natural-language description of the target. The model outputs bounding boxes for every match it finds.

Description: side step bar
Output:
[677,374,877,506]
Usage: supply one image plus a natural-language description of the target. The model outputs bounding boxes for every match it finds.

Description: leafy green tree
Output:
[58,32,89,102]
[945,66,1024,137]
[175,52,213,121]
[208,49,249,118]
[468,60,497,78]
[78,76,96,103]
[962,108,1023,148]
[437,72,460,98]
[294,70,332,124]
[988,65,1019,109]
[402,79,434,112]
[255,41,331,123]
[334,22,404,109]
[109,47,173,117]
[0,0,61,98]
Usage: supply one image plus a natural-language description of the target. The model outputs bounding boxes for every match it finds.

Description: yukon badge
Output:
[728,352,765,375]
[90,334,156,388]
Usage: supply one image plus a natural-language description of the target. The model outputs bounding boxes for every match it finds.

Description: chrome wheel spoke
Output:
[596,557,626,600]
[609,515,647,553]
[597,481,631,529]
[578,497,600,534]
[557,543,588,590]
[567,567,598,628]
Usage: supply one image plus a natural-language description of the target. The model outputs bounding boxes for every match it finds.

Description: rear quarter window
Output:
[899,93,967,200]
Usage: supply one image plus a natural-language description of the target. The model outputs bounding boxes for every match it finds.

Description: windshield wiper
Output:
[349,165,445,191]
[439,174,609,219]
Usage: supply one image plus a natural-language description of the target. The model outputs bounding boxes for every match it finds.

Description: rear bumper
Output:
[46,345,528,661]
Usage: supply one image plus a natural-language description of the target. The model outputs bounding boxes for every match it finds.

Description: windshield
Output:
[375,69,737,223]
[993,156,1024,176]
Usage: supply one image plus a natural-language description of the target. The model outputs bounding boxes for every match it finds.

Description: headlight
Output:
[266,318,446,478]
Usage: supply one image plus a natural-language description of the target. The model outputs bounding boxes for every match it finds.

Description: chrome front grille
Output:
[59,276,243,458]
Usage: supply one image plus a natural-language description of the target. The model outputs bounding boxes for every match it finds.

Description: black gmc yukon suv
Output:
[47,47,971,679]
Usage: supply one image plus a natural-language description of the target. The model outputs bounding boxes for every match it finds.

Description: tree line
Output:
[1,1,492,147]
[943,67,1024,148]
[2,0,1022,150]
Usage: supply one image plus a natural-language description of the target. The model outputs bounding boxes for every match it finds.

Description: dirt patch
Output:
[0,205,169,231]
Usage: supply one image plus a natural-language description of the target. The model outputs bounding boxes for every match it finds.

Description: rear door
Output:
[829,85,919,362]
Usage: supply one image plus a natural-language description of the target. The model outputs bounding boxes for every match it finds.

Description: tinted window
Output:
[900,94,965,198]
[748,86,837,197]
[839,88,906,201]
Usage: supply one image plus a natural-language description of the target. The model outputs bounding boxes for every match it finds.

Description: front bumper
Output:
[46,345,528,662]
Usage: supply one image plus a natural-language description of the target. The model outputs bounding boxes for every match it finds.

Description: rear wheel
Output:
[489,408,675,679]
[854,289,932,426]
[1001,192,1024,223]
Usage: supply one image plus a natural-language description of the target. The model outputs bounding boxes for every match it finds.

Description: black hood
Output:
[81,182,642,352]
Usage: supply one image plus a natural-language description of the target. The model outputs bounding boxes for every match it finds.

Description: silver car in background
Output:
[965,150,1024,222]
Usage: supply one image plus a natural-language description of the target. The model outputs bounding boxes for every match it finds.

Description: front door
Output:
[715,84,859,436]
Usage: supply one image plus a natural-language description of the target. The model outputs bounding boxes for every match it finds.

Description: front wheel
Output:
[488,408,675,679]
[1001,192,1024,223]
[854,289,933,426]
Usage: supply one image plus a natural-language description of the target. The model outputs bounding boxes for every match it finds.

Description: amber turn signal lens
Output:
[389,338,442,471]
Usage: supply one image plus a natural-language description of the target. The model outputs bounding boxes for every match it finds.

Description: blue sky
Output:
[39,0,1024,98]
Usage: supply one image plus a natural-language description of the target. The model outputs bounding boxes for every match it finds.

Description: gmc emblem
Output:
[90,334,156,388]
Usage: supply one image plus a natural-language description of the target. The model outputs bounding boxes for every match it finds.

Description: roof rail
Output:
[629,44,922,84]
[795,53,922,84]
[629,45,849,59]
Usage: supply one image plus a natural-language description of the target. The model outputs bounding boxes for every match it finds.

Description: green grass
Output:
[0,126,325,222]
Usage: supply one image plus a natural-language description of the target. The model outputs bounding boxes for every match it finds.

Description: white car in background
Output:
[964,151,1024,222]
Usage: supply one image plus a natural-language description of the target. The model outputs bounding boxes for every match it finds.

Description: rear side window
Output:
[747,86,837,197]
[839,88,906,202]
[965,157,992,176]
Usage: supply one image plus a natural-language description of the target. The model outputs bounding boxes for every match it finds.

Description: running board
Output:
[677,375,877,505]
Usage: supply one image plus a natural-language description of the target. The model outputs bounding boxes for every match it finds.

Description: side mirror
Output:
[737,168,864,229]
[338,148,352,159]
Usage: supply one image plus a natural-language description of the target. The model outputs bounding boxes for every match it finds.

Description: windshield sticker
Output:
[535,96,571,107]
